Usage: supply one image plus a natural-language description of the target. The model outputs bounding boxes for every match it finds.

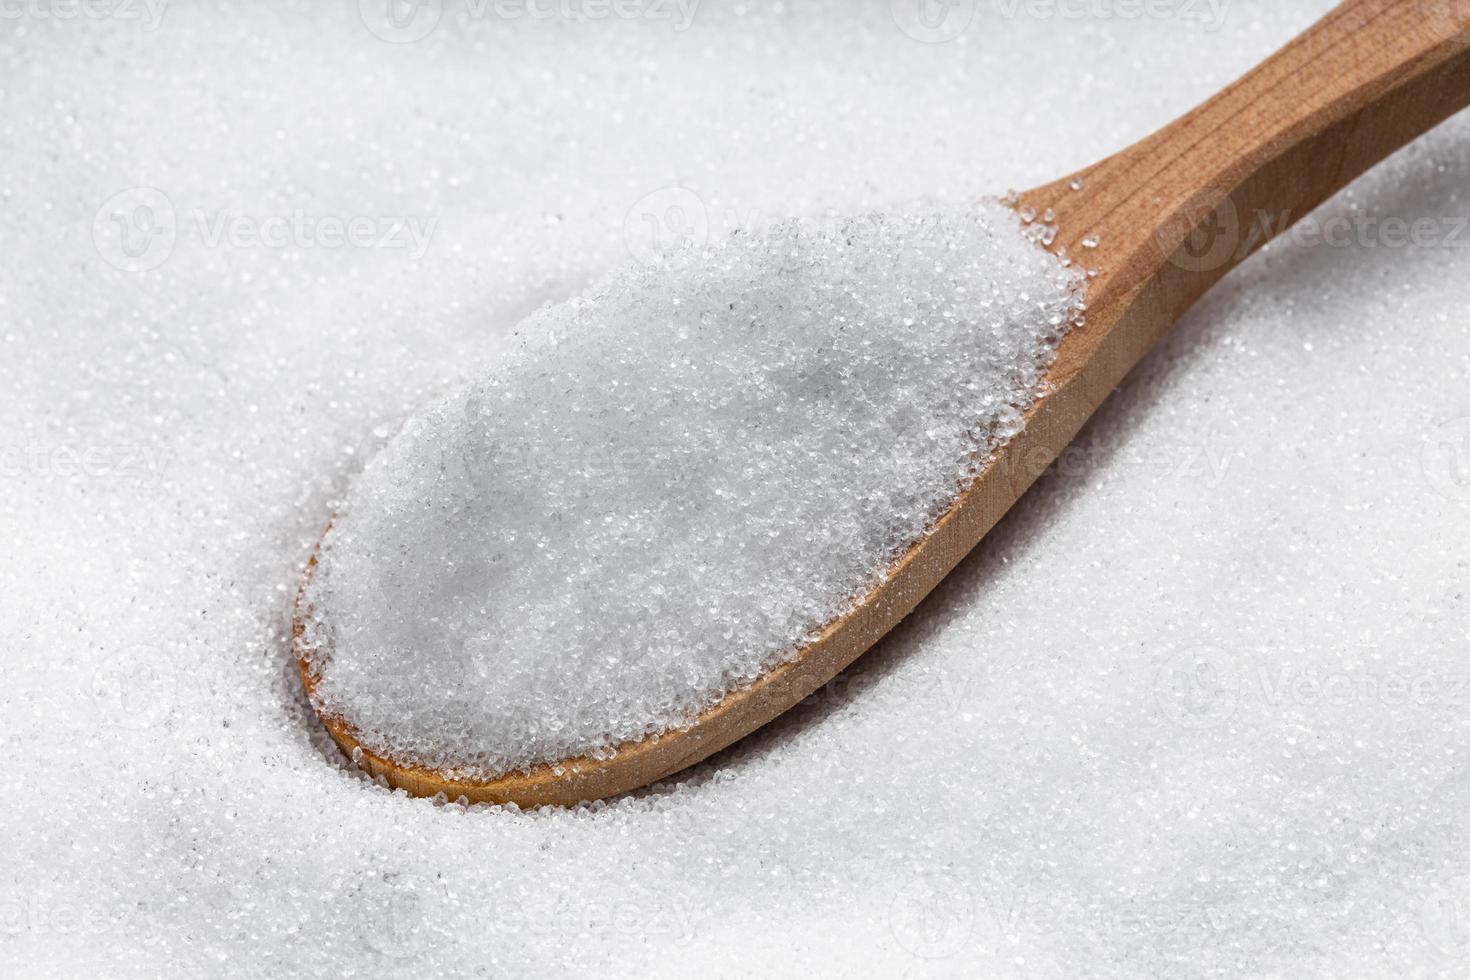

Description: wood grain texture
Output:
[295,0,1470,806]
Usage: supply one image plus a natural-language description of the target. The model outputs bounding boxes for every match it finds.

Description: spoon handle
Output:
[1022,0,1470,438]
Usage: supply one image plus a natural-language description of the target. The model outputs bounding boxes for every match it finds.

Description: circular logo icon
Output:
[1153,645,1239,730]
[92,187,176,273]
[1427,0,1470,42]
[359,0,443,43]
[1157,188,1241,273]
[890,0,976,44]
[1423,875,1470,957]
[1423,416,1470,501]
[356,872,438,959]
[889,872,974,959]
[90,643,177,731]
[0,897,27,937]
[623,186,709,268]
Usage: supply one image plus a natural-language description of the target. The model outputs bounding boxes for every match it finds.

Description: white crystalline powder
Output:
[303,205,1085,776]
[13,3,1470,978]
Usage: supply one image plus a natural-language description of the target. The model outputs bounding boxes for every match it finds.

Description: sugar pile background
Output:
[3,2,1469,977]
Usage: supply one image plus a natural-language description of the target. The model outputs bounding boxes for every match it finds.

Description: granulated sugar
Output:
[301,204,1084,777]
[6,2,1470,978]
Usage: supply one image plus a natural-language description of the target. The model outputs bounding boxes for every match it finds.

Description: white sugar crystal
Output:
[302,205,1085,777]
[7,2,1470,978]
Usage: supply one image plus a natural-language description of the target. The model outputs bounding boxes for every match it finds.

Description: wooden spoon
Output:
[295,0,1470,806]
